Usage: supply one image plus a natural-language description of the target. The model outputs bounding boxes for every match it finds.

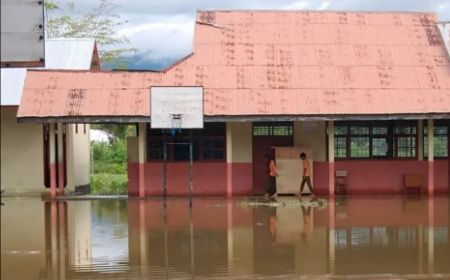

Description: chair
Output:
[404,174,423,194]
[335,170,348,195]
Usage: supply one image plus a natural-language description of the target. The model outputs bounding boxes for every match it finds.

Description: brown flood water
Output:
[1,196,449,280]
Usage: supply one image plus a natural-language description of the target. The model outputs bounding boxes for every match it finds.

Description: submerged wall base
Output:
[128,160,448,196]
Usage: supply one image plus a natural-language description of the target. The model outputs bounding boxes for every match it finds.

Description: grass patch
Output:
[92,139,127,174]
[90,173,128,195]
[90,137,128,195]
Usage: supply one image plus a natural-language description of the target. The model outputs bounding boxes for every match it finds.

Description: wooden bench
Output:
[404,174,423,194]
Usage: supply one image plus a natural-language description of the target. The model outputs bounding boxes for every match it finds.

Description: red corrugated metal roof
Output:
[18,11,450,120]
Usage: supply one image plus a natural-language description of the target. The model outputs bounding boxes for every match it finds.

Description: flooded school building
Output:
[8,10,450,197]
[2,9,450,280]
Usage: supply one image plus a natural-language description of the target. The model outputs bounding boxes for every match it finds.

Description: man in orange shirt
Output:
[298,152,313,196]
[265,151,278,198]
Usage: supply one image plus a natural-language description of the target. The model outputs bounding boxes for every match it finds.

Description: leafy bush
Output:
[90,173,128,195]
[92,138,127,174]
[90,126,133,195]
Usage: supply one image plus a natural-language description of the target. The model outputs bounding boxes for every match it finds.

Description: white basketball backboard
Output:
[151,87,204,129]
[1,0,45,67]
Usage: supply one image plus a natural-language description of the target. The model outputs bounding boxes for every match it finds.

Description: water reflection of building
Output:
[44,197,450,278]
[3,196,448,279]
[325,196,450,275]
[68,201,92,267]
[41,200,130,279]
[127,197,449,277]
[1,198,47,280]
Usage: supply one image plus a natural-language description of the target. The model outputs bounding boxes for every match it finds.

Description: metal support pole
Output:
[427,197,435,274]
[189,130,193,208]
[163,204,169,279]
[49,124,57,198]
[57,123,64,195]
[163,131,168,206]
[189,206,195,278]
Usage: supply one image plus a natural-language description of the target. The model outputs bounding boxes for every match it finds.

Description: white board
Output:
[275,147,313,194]
[1,0,45,67]
[151,87,204,129]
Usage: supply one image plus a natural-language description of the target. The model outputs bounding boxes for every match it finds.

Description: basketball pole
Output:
[163,130,168,207]
[189,129,193,208]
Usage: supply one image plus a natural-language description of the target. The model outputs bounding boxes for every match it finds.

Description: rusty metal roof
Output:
[2,38,98,106]
[18,11,450,121]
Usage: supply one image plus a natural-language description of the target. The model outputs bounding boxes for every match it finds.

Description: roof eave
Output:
[16,113,450,124]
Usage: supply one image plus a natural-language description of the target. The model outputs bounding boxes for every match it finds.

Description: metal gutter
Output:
[17,113,450,124]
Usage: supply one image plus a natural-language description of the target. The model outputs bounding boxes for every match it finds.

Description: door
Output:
[252,122,294,195]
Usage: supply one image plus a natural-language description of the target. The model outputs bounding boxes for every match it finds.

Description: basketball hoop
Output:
[150,87,201,205]
[170,114,183,129]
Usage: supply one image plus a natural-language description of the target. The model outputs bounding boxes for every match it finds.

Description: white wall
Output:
[226,122,252,163]
[1,107,44,194]
[66,124,90,192]
[294,121,327,161]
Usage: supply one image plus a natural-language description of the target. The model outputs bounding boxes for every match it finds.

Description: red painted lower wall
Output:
[313,162,330,195]
[334,159,448,194]
[434,160,449,193]
[229,163,253,196]
[129,160,448,196]
[128,162,253,196]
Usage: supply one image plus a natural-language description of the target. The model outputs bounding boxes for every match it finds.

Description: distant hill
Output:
[101,53,179,71]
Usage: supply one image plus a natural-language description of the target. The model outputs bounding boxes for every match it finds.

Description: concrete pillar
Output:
[226,122,252,197]
[138,123,147,198]
[427,197,434,274]
[417,225,424,274]
[328,197,335,274]
[57,123,64,195]
[50,201,58,277]
[328,121,335,197]
[418,120,423,161]
[139,200,148,276]
[227,200,234,269]
[58,202,67,280]
[226,123,233,197]
[49,124,57,198]
[427,119,434,196]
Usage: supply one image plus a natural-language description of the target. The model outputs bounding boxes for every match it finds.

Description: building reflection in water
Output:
[1,196,449,279]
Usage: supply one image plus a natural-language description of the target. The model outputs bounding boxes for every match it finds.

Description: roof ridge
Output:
[196,9,436,15]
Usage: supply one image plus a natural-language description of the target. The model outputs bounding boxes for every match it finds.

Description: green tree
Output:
[44,0,137,68]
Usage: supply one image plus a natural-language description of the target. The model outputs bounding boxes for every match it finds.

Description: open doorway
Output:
[252,122,294,195]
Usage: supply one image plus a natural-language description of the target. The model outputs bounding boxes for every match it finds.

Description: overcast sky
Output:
[53,0,450,69]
